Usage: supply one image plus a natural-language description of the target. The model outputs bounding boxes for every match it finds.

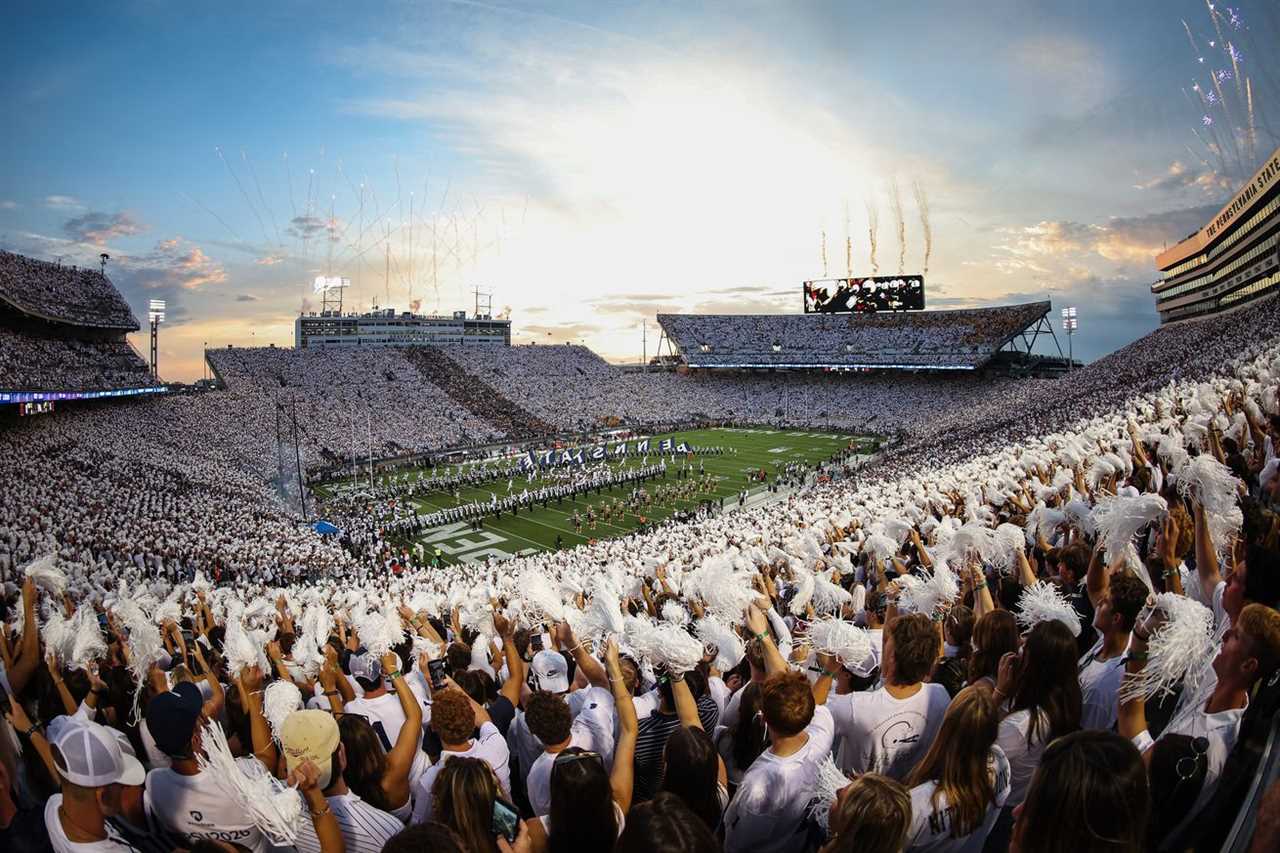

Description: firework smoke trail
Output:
[844,201,852,277]
[912,181,932,277]
[1184,86,1230,178]
[243,149,281,248]
[865,200,879,275]
[888,178,906,275]
[820,228,828,277]
[181,191,243,243]
[1248,77,1257,166]
[217,146,271,246]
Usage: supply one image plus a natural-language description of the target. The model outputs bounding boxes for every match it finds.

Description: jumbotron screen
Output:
[803,275,926,313]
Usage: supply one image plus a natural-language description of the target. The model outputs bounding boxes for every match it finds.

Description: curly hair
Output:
[432,689,477,746]
[524,690,572,746]
[760,670,814,737]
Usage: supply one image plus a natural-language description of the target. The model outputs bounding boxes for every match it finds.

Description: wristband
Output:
[324,690,340,697]
[310,804,332,818]
[23,724,39,738]
[754,631,770,642]
[821,670,837,679]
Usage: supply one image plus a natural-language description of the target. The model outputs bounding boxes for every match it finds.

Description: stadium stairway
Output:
[403,347,557,440]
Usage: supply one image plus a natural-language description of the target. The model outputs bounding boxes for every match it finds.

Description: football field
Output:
[333,427,878,565]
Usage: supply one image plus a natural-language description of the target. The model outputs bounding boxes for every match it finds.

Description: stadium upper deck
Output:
[0,251,155,399]
[657,301,1050,369]
[1152,146,1280,323]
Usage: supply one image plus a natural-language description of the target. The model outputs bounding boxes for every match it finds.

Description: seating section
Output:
[0,327,152,392]
[658,302,1049,368]
[0,250,138,329]
[402,347,556,440]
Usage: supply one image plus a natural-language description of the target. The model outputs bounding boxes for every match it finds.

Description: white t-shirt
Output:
[44,795,142,853]
[1137,694,1246,833]
[995,709,1051,807]
[827,683,949,780]
[525,728,599,817]
[344,691,412,750]
[293,791,403,853]
[566,686,617,767]
[723,705,836,853]
[1078,636,1128,731]
[906,746,1012,853]
[411,722,512,823]
[143,765,270,853]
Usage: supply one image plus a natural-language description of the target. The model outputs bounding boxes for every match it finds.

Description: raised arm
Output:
[556,622,606,689]
[672,674,728,789]
[381,652,422,786]
[47,655,78,717]
[746,605,788,676]
[1085,542,1108,610]
[290,759,346,853]
[604,639,637,815]
[1192,502,1222,606]
[234,665,278,773]
[8,578,41,696]
[492,610,524,708]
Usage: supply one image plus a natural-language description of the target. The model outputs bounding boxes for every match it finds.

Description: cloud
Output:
[520,322,602,340]
[63,211,147,246]
[1133,161,1231,195]
[255,252,285,266]
[286,215,341,242]
[993,203,1220,269]
[0,200,17,210]
[45,195,83,209]
[236,293,260,302]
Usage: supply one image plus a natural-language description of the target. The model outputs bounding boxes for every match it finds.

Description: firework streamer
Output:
[1247,77,1257,167]
[820,228,828,277]
[865,200,879,274]
[218,146,271,246]
[889,178,906,275]
[181,191,244,244]
[844,202,852,277]
[244,149,281,247]
[912,180,932,276]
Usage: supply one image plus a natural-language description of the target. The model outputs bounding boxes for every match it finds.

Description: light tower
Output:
[148,299,166,380]
[314,276,350,316]
[1061,306,1078,372]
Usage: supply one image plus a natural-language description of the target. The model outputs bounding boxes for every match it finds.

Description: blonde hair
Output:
[905,686,1000,838]
[825,773,911,853]
[431,757,502,853]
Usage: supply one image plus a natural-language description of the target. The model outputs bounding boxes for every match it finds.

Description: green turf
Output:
[322,428,879,565]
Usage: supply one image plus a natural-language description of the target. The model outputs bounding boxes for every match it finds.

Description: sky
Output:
[3,0,1279,382]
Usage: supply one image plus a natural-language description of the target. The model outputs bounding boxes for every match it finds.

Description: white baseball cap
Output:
[47,716,145,787]
[530,650,571,694]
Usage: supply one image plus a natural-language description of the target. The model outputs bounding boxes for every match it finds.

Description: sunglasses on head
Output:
[553,750,602,771]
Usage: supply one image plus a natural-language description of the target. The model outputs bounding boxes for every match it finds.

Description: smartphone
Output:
[491,797,520,843]
[427,658,448,692]
[530,633,544,653]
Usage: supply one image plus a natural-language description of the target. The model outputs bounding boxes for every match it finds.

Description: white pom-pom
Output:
[195,720,303,844]
[1173,455,1244,552]
[1016,581,1081,637]
[811,574,852,616]
[896,564,960,619]
[517,571,566,625]
[224,617,267,676]
[69,606,108,669]
[1063,500,1097,537]
[990,523,1026,575]
[1119,594,1216,702]
[24,554,67,595]
[262,680,303,743]
[1092,494,1167,563]
[661,600,688,625]
[684,557,757,623]
[809,618,875,676]
[695,617,745,672]
[863,534,898,563]
[624,617,704,675]
[789,566,816,616]
[807,755,851,834]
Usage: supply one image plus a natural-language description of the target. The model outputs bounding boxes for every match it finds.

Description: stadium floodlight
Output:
[1061,306,1078,372]
[148,299,166,323]
[313,276,350,293]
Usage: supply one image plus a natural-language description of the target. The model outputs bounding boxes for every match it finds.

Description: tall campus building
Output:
[1153,147,1280,323]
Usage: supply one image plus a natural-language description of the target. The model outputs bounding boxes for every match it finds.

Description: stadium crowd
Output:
[0,328,153,393]
[401,348,555,441]
[1,287,1280,852]
[0,252,138,330]
[657,303,1049,368]
[207,347,507,461]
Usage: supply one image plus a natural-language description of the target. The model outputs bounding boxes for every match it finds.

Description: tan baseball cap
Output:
[280,710,340,788]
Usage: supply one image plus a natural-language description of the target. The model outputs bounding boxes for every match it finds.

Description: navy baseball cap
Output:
[145,681,204,757]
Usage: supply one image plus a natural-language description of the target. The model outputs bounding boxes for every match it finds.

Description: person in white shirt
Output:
[1078,564,1146,731]
[822,612,949,780]
[1120,602,1280,844]
[522,685,617,817]
[819,774,912,853]
[42,715,146,853]
[280,710,403,853]
[724,606,835,853]
[902,687,1011,853]
[410,687,511,823]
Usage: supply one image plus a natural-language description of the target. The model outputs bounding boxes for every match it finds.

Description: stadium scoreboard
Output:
[803,275,925,313]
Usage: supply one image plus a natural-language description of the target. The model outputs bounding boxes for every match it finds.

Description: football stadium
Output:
[5,4,1280,853]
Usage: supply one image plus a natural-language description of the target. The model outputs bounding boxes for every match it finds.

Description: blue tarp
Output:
[313,520,340,535]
